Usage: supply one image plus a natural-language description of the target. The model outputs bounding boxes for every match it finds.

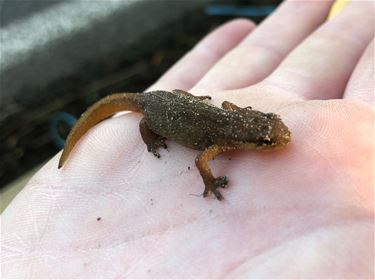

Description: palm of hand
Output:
[2,1,373,278]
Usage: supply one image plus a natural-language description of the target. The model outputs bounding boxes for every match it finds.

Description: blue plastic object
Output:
[205,5,276,17]
[49,112,77,149]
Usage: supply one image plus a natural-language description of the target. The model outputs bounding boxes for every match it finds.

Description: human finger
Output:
[193,0,334,92]
[263,1,374,100]
[344,39,374,105]
[148,19,255,91]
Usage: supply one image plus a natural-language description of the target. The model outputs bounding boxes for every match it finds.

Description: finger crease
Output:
[242,41,286,62]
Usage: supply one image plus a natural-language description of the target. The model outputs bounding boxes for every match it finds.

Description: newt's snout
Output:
[266,113,291,148]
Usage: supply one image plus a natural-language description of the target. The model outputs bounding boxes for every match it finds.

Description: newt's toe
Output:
[212,189,223,200]
[215,176,228,188]
[146,146,157,157]
[147,137,167,158]
[203,176,228,200]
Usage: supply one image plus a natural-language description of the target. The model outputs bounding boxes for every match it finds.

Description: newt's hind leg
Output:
[172,89,211,101]
[139,118,167,158]
[195,144,236,200]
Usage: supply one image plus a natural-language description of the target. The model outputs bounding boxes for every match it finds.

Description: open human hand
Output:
[2,1,373,278]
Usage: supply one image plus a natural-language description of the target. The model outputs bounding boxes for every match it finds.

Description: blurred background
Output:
[0,0,283,211]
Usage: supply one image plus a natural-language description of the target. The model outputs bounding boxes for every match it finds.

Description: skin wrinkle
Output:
[302,138,346,186]
[309,35,367,78]
[326,4,374,47]
[196,205,369,277]
[122,229,167,277]
[243,39,287,62]
[314,100,372,139]
[344,40,375,104]
[194,2,334,91]
[243,1,334,46]
[9,183,118,251]
[22,191,54,271]
[121,201,368,276]
[4,175,374,278]
[37,185,66,200]
[152,19,254,91]
[26,182,126,200]
[168,73,196,92]
[264,6,373,101]
[253,79,308,101]
[2,234,34,272]
[319,27,371,51]
[100,188,129,203]
[288,102,372,207]
[11,201,204,254]
[63,115,145,186]
[193,41,228,65]
[271,67,344,100]
[195,19,255,57]
[192,19,255,61]
[276,103,371,206]
[325,2,373,43]
[2,243,25,257]
[226,220,373,278]
[134,152,195,187]
[89,120,142,180]
[10,190,220,276]
[234,213,370,277]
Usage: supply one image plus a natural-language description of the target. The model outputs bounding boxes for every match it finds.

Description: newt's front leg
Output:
[195,144,237,200]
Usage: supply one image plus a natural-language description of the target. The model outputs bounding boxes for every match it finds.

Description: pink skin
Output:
[2,1,374,278]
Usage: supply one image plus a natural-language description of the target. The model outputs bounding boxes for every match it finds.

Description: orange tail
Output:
[58,93,142,168]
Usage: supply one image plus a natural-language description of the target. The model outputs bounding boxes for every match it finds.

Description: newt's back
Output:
[138,90,230,150]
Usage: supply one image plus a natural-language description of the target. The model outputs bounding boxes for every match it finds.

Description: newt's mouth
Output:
[257,117,291,149]
[269,119,291,147]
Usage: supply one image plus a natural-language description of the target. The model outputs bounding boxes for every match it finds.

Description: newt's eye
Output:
[262,139,272,145]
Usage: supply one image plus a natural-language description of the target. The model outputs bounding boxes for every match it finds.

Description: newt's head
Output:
[258,113,291,149]
[228,111,291,150]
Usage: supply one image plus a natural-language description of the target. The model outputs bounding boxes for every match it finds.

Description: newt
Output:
[58,89,291,200]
